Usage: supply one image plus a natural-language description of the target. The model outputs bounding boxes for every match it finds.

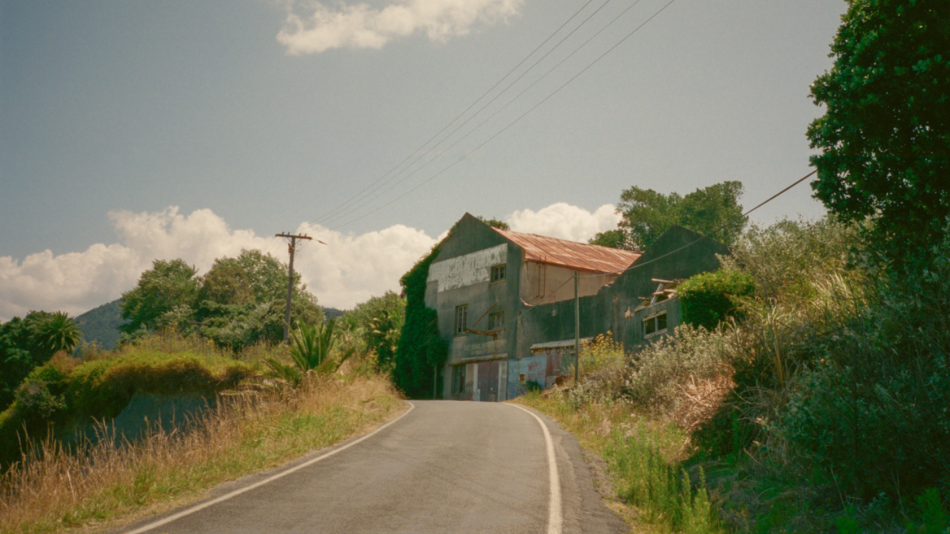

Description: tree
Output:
[195,250,323,348]
[342,291,406,371]
[806,0,950,260]
[33,312,82,355]
[477,216,510,230]
[588,229,630,249]
[0,311,65,412]
[602,181,747,250]
[120,259,200,334]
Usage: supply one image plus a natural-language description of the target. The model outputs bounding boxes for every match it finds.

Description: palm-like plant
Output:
[34,312,82,355]
[265,319,353,387]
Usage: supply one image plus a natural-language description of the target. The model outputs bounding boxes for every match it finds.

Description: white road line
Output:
[509,404,563,534]
[123,402,416,534]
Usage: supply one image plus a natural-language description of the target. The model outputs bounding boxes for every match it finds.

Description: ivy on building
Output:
[393,245,447,399]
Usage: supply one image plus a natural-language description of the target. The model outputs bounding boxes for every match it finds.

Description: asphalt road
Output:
[118,401,627,534]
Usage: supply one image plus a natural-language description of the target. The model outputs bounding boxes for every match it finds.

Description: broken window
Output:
[491,264,507,283]
[643,311,668,338]
[488,311,505,331]
[455,305,468,335]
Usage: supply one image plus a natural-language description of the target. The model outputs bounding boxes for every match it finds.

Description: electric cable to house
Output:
[330,0,679,230]
[322,0,648,227]
[313,0,598,225]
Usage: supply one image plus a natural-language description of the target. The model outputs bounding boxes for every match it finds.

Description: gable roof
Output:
[491,227,642,274]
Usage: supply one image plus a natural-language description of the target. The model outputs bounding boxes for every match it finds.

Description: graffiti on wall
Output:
[427,244,507,292]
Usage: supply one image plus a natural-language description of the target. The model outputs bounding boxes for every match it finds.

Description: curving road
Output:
[118,401,626,534]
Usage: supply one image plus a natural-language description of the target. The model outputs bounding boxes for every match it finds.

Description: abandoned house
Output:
[426,213,728,401]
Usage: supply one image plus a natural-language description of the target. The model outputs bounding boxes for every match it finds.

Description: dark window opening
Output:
[643,311,668,338]
[491,264,507,283]
[455,305,468,335]
[488,311,505,331]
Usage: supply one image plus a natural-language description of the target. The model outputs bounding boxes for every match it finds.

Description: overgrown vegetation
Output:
[393,246,446,399]
[0,331,402,534]
[120,250,324,351]
[521,216,950,533]
[1,312,82,413]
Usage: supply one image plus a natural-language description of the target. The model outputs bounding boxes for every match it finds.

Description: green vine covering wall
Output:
[393,246,447,399]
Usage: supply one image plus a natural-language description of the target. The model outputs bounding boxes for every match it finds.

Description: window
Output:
[643,311,668,338]
[488,311,505,331]
[452,365,466,394]
[491,264,507,283]
[455,305,468,335]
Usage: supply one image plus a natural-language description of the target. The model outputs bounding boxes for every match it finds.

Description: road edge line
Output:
[122,401,416,534]
[509,403,563,534]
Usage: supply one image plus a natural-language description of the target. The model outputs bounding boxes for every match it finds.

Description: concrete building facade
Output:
[426,214,727,401]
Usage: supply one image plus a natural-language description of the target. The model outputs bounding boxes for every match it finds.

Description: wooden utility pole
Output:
[574,270,580,384]
[276,232,312,343]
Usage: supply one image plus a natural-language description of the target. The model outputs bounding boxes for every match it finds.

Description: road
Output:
[118,401,627,534]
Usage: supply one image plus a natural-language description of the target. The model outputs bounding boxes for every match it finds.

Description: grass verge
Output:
[0,373,402,534]
[516,392,723,534]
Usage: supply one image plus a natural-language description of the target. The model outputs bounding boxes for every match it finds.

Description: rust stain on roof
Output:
[492,228,642,273]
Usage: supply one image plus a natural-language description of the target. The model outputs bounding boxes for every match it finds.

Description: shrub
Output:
[678,270,754,330]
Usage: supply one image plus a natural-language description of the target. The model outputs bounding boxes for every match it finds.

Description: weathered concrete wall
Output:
[428,214,522,400]
[512,226,728,388]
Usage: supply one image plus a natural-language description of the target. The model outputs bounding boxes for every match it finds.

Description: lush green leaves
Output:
[679,270,755,330]
[807,0,950,260]
[599,181,746,250]
[0,311,80,412]
[394,247,447,398]
[120,259,200,334]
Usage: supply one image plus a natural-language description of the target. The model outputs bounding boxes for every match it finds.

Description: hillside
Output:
[76,299,125,349]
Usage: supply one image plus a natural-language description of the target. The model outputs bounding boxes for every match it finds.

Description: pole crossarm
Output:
[276,232,315,343]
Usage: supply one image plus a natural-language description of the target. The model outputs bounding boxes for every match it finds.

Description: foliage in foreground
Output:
[0,372,400,534]
[0,340,257,469]
[525,217,950,533]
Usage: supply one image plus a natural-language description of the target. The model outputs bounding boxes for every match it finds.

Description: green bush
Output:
[0,349,256,468]
[678,270,754,330]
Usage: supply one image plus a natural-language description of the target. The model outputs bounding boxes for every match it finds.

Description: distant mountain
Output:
[76,299,125,350]
[322,307,345,321]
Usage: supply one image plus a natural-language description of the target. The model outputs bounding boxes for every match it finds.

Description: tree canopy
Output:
[592,181,747,250]
[119,250,323,349]
[0,311,81,412]
[807,0,950,260]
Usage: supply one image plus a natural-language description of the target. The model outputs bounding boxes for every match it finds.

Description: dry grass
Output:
[0,374,402,534]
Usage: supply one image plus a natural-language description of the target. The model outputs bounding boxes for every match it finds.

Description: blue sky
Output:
[0,0,847,318]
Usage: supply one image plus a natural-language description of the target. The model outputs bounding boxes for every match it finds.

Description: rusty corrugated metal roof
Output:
[492,227,642,273]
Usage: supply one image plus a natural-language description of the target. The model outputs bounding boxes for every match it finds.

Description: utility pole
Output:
[276,232,312,343]
[574,270,580,385]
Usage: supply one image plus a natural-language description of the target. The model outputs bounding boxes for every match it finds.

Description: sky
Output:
[0,0,847,320]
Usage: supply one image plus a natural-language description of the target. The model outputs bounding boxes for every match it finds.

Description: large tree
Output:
[592,181,747,250]
[0,311,77,412]
[807,0,950,260]
[120,259,200,334]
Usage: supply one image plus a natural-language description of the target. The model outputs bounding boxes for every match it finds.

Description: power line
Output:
[314,0,599,225]
[323,0,647,227]
[331,0,679,230]
[517,169,819,319]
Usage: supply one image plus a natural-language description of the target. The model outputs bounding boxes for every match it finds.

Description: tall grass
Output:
[0,373,401,534]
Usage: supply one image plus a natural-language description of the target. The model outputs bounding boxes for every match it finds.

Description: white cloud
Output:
[0,207,436,321]
[276,0,523,55]
[505,203,621,242]
[0,202,618,321]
